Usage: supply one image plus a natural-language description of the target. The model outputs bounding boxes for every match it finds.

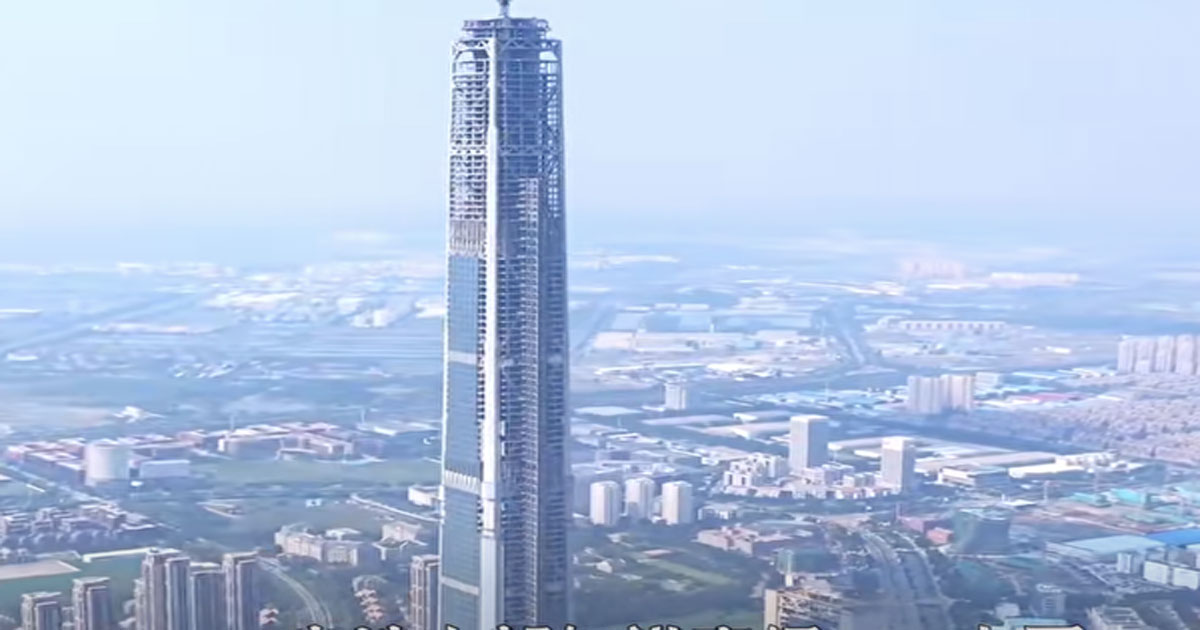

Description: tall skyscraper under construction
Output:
[438,1,571,629]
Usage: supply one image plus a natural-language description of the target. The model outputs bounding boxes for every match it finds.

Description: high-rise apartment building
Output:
[1031,583,1067,618]
[880,437,917,494]
[437,2,570,629]
[1176,335,1197,375]
[71,578,114,630]
[661,481,695,525]
[410,555,440,630]
[623,477,656,521]
[663,382,691,411]
[589,481,622,527]
[788,415,829,474]
[1135,337,1157,374]
[139,549,189,630]
[188,563,225,630]
[1155,335,1177,373]
[1116,338,1139,374]
[223,552,259,630]
[906,374,975,415]
[21,592,63,630]
[1116,334,1200,376]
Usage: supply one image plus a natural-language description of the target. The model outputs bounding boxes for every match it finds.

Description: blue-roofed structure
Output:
[1045,534,1165,561]
[1147,528,1200,547]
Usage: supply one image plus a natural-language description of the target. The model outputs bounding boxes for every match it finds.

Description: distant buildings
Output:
[71,578,114,630]
[663,382,691,411]
[661,481,695,525]
[764,581,887,630]
[1030,583,1066,618]
[1117,334,1200,375]
[788,415,829,474]
[409,555,439,630]
[906,374,975,415]
[879,437,917,494]
[696,526,797,557]
[274,524,376,567]
[589,481,622,527]
[1087,606,1155,630]
[83,441,131,487]
[952,508,1012,555]
[21,592,63,630]
[623,477,656,521]
[724,453,785,488]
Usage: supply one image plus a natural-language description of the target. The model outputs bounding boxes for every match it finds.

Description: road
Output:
[862,531,947,630]
[261,558,333,628]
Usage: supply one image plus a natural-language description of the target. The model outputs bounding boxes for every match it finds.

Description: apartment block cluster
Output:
[1117,334,1200,375]
[906,374,976,415]
[18,549,261,630]
[587,478,695,527]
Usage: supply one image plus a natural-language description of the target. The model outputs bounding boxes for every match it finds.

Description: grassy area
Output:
[0,556,141,617]
[194,457,439,486]
[638,557,735,587]
[130,497,401,547]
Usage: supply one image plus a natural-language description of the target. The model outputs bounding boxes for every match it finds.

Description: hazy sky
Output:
[1,0,1198,242]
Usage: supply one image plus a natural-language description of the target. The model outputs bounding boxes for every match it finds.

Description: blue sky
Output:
[1,0,1198,241]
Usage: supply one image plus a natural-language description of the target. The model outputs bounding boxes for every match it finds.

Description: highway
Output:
[861,531,950,630]
[261,557,333,628]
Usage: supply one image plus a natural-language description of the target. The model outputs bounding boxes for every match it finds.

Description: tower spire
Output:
[499,0,511,17]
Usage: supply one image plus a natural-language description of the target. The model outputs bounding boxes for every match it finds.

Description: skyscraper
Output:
[589,481,622,526]
[21,592,63,630]
[223,552,259,630]
[188,563,225,630]
[139,549,189,630]
[438,2,570,629]
[410,555,441,630]
[624,477,656,521]
[71,578,114,630]
[880,437,917,494]
[788,415,829,473]
[661,481,695,525]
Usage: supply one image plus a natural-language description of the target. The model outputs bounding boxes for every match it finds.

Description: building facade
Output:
[223,552,259,630]
[661,481,695,525]
[410,555,441,630]
[21,592,63,630]
[437,2,571,629]
[71,578,114,630]
[788,415,829,474]
[589,481,622,526]
[623,477,656,521]
[188,563,225,630]
[880,436,917,493]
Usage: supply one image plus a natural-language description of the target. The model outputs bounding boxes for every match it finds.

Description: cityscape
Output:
[3,1,1200,630]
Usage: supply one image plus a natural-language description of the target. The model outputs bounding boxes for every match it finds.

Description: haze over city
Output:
[3,1,1200,263]
[2,2,1200,630]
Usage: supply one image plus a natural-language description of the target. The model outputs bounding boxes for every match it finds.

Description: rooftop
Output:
[1057,534,1165,555]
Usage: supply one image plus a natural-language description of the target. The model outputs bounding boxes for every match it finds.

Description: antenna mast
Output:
[499,0,511,17]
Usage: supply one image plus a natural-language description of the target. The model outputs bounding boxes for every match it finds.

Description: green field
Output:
[638,557,736,587]
[0,556,141,617]
[194,457,439,486]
